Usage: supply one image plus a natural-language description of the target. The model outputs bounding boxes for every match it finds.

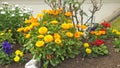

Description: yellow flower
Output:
[55,38,62,44]
[61,23,70,30]
[8,29,12,32]
[112,29,118,33]
[54,33,61,39]
[66,32,73,37]
[36,13,43,18]
[36,41,45,47]
[51,20,58,25]
[42,9,47,13]
[17,27,24,32]
[116,31,120,35]
[37,35,44,38]
[25,19,31,24]
[68,23,73,28]
[85,48,92,54]
[24,26,31,33]
[44,35,53,42]
[79,25,87,29]
[14,56,20,62]
[38,27,48,34]
[0,32,4,35]
[25,34,31,39]
[83,43,89,48]
[31,22,40,27]
[94,31,101,36]
[65,12,72,16]
[15,50,23,57]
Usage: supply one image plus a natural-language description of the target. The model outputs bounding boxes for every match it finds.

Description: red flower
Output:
[101,22,111,28]
[91,39,104,46]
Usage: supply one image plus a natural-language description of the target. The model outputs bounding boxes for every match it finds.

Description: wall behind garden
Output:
[0,0,120,23]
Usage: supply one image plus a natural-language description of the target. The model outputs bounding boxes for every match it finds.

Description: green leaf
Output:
[43,60,49,68]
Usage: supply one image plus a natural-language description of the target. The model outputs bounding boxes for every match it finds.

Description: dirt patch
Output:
[0,40,120,68]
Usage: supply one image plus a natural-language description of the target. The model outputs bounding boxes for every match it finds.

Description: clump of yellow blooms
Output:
[66,32,73,37]
[36,41,45,47]
[44,35,53,42]
[51,20,58,25]
[83,43,89,48]
[61,23,73,30]
[14,50,24,62]
[38,27,48,34]
[85,48,92,54]
[55,38,62,44]
[112,29,120,35]
[25,34,31,39]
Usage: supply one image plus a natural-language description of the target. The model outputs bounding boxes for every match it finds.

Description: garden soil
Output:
[0,40,120,68]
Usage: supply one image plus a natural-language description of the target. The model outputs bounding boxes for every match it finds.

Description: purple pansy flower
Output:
[2,41,13,55]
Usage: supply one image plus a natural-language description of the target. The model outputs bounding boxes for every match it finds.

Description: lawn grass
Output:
[111,16,120,30]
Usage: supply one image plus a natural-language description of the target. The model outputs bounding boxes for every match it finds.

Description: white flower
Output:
[11,8,15,11]
[15,4,19,7]
[0,7,3,10]
[11,14,15,16]
[23,10,29,13]
[2,2,9,5]
[0,11,6,14]
[20,14,23,16]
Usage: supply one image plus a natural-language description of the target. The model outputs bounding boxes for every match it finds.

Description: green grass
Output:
[111,16,120,30]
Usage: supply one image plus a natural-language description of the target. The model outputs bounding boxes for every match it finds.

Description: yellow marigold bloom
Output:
[112,29,118,33]
[25,34,31,39]
[8,29,12,32]
[83,43,89,48]
[68,23,73,28]
[0,32,4,35]
[65,12,72,16]
[51,20,58,25]
[86,48,92,54]
[38,27,48,34]
[17,27,24,32]
[79,25,87,29]
[61,23,70,30]
[31,22,40,27]
[66,32,73,37]
[14,56,20,62]
[116,31,120,35]
[36,13,43,18]
[36,41,45,47]
[54,33,61,39]
[74,32,83,38]
[24,26,31,33]
[37,35,44,38]
[55,38,62,44]
[44,35,53,42]
[42,9,47,13]
[25,19,31,24]
[30,16,38,22]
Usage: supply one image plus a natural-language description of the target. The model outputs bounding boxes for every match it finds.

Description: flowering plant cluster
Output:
[18,8,83,68]
[0,2,32,43]
[0,41,24,65]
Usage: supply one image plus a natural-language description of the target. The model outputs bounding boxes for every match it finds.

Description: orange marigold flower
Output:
[74,32,83,38]
[38,27,48,34]
[79,25,87,29]
[66,32,73,37]
[90,31,95,34]
[44,35,53,42]
[54,33,61,39]
[31,22,40,27]
[65,12,72,16]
